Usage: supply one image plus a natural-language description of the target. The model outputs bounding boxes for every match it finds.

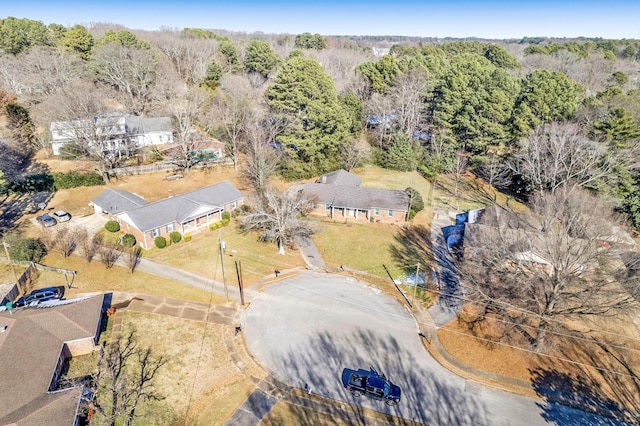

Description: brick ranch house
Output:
[0,295,104,426]
[296,169,410,224]
[90,181,245,249]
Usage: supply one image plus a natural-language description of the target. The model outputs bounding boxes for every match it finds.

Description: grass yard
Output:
[116,311,255,426]
[147,221,306,286]
[313,219,407,278]
[33,252,222,304]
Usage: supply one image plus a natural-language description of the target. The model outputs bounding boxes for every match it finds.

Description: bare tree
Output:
[210,75,256,170]
[240,188,316,255]
[340,138,371,172]
[124,245,143,273]
[242,125,280,200]
[391,69,428,137]
[90,44,161,115]
[80,232,102,263]
[453,150,469,210]
[460,188,636,352]
[50,82,135,183]
[99,244,121,269]
[511,121,620,194]
[90,328,166,426]
[164,88,207,173]
[475,153,512,201]
[150,30,216,85]
[56,226,82,258]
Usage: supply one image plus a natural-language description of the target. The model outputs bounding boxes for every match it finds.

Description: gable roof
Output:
[91,188,149,216]
[0,295,104,425]
[316,169,362,187]
[121,181,244,232]
[300,183,410,211]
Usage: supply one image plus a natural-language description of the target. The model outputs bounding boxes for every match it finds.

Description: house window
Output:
[373,208,380,216]
[388,210,394,217]
[166,223,174,233]
[231,201,238,209]
[150,228,160,238]
[324,203,331,211]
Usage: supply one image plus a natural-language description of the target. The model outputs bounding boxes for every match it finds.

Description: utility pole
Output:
[235,260,245,306]
[411,263,420,310]
[218,230,228,301]
[2,242,19,285]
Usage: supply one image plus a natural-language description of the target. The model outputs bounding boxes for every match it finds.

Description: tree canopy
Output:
[267,56,350,178]
[244,40,280,78]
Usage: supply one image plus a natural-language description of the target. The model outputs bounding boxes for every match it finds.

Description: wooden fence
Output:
[109,158,233,178]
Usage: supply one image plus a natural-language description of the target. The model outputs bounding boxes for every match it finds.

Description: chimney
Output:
[321,175,327,184]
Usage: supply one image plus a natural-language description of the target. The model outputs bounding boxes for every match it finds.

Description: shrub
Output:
[169,231,181,243]
[52,171,105,189]
[232,208,242,217]
[221,211,231,220]
[184,234,192,242]
[105,221,120,233]
[241,204,251,213]
[121,233,136,247]
[4,233,46,262]
[165,236,171,246]
[221,218,230,227]
[209,222,221,231]
[154,236,167,249]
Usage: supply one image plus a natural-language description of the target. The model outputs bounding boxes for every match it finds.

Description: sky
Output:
[3,0,640,40]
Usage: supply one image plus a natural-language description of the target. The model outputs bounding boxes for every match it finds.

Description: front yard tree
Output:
[460,188,636,352]
[91,328,166,426]
[267,56,350,178]
[240,188,316,255]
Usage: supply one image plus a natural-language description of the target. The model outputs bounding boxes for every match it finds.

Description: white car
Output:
[53,210,71,222]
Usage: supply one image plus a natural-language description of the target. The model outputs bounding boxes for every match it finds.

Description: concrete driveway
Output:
[242,271,627,425]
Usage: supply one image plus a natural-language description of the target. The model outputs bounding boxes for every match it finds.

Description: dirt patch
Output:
[438,313,640,422]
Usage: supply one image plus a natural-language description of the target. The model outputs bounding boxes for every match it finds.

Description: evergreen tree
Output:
[267,56,349,179]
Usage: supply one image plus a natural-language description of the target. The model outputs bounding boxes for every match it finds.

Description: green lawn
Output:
[146,221,306,286]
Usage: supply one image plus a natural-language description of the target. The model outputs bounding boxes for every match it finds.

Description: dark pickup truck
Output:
[345,368,401,405]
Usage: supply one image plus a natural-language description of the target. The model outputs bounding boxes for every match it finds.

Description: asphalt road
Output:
[242,271,627,426]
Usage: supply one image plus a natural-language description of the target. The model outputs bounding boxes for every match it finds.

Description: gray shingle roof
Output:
[123,181,244,232]
[125,116,172,134]
[91,188,149,215]
[316,169,362,186]
[301,183,409,211]
[0,295,103,425]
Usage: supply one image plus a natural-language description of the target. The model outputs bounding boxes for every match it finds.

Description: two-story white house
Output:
[49,113,173,156]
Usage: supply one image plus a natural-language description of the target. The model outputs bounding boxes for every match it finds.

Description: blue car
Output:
[16,286,64,307]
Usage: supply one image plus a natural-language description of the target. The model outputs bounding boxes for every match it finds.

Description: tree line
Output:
[0,17,639,225]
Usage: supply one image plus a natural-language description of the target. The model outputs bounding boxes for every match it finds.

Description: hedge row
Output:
[8,171,104,193]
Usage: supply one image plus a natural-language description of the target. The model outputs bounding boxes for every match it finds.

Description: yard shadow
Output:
[529,336,640,425]
[0,191,53,234]
[270,328,487,425]
[389,225,433,281]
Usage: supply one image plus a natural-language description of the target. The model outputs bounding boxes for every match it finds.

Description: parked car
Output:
[15,286,64,307]
[36,213,56,227]
[53,210,71,222]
